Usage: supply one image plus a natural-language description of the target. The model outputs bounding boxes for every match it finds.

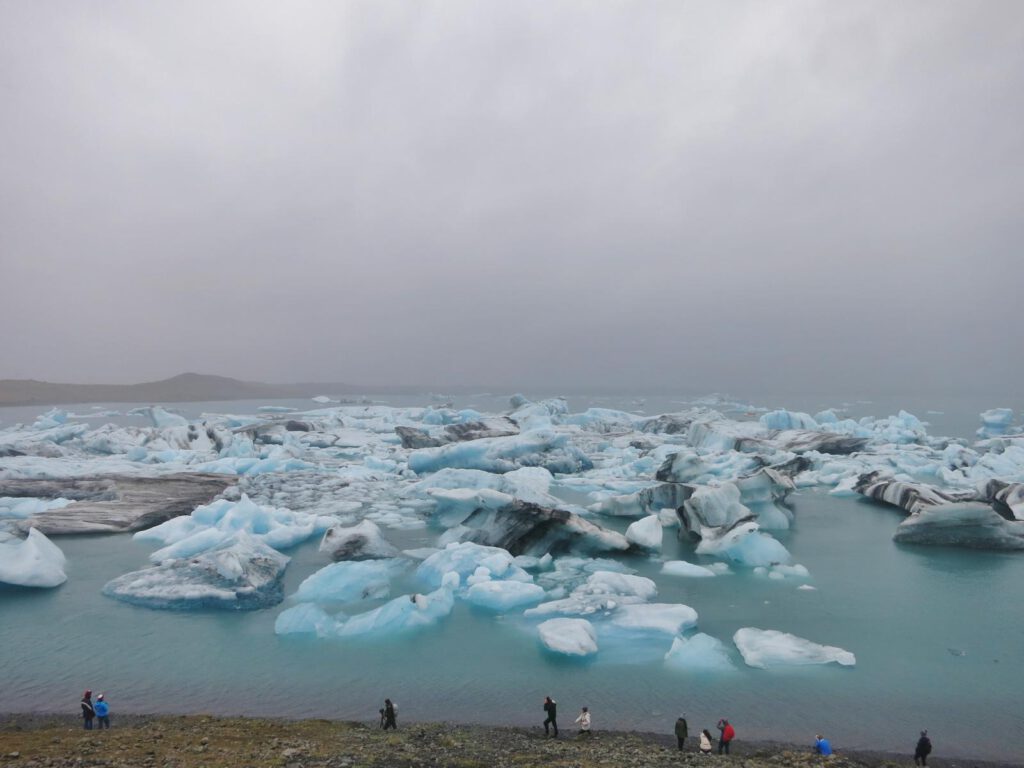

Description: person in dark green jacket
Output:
[675,715,689,751]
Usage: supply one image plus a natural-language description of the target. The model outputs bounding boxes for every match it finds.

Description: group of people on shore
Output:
[79,691,110,730]
[674,715,733,754]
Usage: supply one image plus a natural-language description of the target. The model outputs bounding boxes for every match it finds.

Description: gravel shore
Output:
[0,715,1019,768]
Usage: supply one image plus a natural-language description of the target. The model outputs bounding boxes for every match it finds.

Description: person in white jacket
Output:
[575,706,591,736]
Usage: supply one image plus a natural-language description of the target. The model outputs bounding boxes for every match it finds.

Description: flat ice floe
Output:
[664,633,734,671]
[733,628,855,668]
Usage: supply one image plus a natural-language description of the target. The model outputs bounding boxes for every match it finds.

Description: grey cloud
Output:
[1,0,1022,394]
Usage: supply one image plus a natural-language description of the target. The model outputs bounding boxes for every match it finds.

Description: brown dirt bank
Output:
[0,716,1018,768]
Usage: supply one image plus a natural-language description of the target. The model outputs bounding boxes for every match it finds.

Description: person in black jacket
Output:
[915,730,932,766]
[80,690,95,730]
[675,715,689,751]
[382,699,397,730]
[543,697,558,738]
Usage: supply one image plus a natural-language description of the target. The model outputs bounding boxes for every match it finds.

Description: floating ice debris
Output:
[661,560,716,578]
[733,628,855,668]
[103,533,289,611]
[664,633,734,671]
[294,560,401,604]
[319,520,400,561]
[625,514,663,549]
[537,618,598,657]
[608,603,698,634]
[465,580,546,611]
[0,528,67,588]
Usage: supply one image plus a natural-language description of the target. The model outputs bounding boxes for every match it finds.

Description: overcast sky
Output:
[1,0,1022,394]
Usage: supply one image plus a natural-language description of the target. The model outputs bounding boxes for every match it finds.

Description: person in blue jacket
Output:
[94,694,110,729]
[814,734,833,755]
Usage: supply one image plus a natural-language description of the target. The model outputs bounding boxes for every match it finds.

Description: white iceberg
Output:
[625,514,663,549]
[319,520,400,560]
[733,628,855,668]
[465,580,546,611]
[661,560,716,578]
[608,603,698,634]
[0,528,68,588]
[537,618,598,656]
[664,633,734,671]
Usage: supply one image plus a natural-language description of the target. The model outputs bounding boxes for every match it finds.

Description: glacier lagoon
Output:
[1,393,1023,761]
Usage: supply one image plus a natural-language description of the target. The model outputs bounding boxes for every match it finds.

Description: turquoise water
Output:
[2,490,1022,759]
[2,394,1023,760]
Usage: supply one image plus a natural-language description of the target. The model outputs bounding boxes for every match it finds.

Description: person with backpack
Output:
[674,714,689,751]
[80,691,95,730]
[94,694,110,729]
[382,699,397,730]
[717,718,735,754]
[543,696,558,738]
[914,730,932,766]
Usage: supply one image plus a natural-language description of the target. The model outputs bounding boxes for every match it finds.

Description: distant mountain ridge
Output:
[0,372,373,406]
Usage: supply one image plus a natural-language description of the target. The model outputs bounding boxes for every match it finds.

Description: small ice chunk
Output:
[274,603,337,635]
[537,618,598,656]
[661,560,716,578]
[664,633,734,671]
[0,528,68,588]
[294,560,400,604]
[625,514,663,550]
[733,628,855,668]
[609,603,698,634]
[465,580,546,611]
[319,520,400,561]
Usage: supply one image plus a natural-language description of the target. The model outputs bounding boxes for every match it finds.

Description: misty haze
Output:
[2,3,1023,767]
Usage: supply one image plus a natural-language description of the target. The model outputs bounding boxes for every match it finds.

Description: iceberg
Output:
[695,520,792,567]
[664,633,734,671]
[103,533,290,611]
[0,528,68,588]
[733,628,855,668]
[893,503,1024,550]
[625,514,663,549]
[319,520,400,561]
[661,560,716,578]
[294,560,401,604]
[978,408,1015,438]
[465,580,546,611]
[274,603,337,635]
[407,429,592,475]
[537,618,598,657]
[760,410,819,431]
[416,542,527,589]
[608,603,698,634]
[335,580,457,638]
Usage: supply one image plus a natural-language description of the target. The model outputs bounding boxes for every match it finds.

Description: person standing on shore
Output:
[575,706,591,736]
[716,718,734,754]
[382,699,397,731]
[80,691,95,730]
[699,729,714,754]
[914,730,932,766]
[814,734,832,755]
[674,714,689,751]
[94,694,110,729]
[543,696,558,738]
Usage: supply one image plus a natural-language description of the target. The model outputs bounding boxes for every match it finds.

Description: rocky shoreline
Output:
[0,716,1018,768]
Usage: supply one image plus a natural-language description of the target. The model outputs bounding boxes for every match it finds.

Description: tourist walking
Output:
[95,694,110,729]
[814,734,832,755]
[382,699,397,730]
[575,706,591,736]
[543,696,558,737]
[699,729,714,754]
[914,731,932,766]
[675,714,689,751]
[717,718,735,754]
[80,691,95,730]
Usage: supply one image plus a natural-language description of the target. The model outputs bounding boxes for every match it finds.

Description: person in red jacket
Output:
[717,718,735,754]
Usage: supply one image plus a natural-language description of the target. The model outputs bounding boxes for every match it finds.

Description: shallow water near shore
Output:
[2,393,1023,761]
